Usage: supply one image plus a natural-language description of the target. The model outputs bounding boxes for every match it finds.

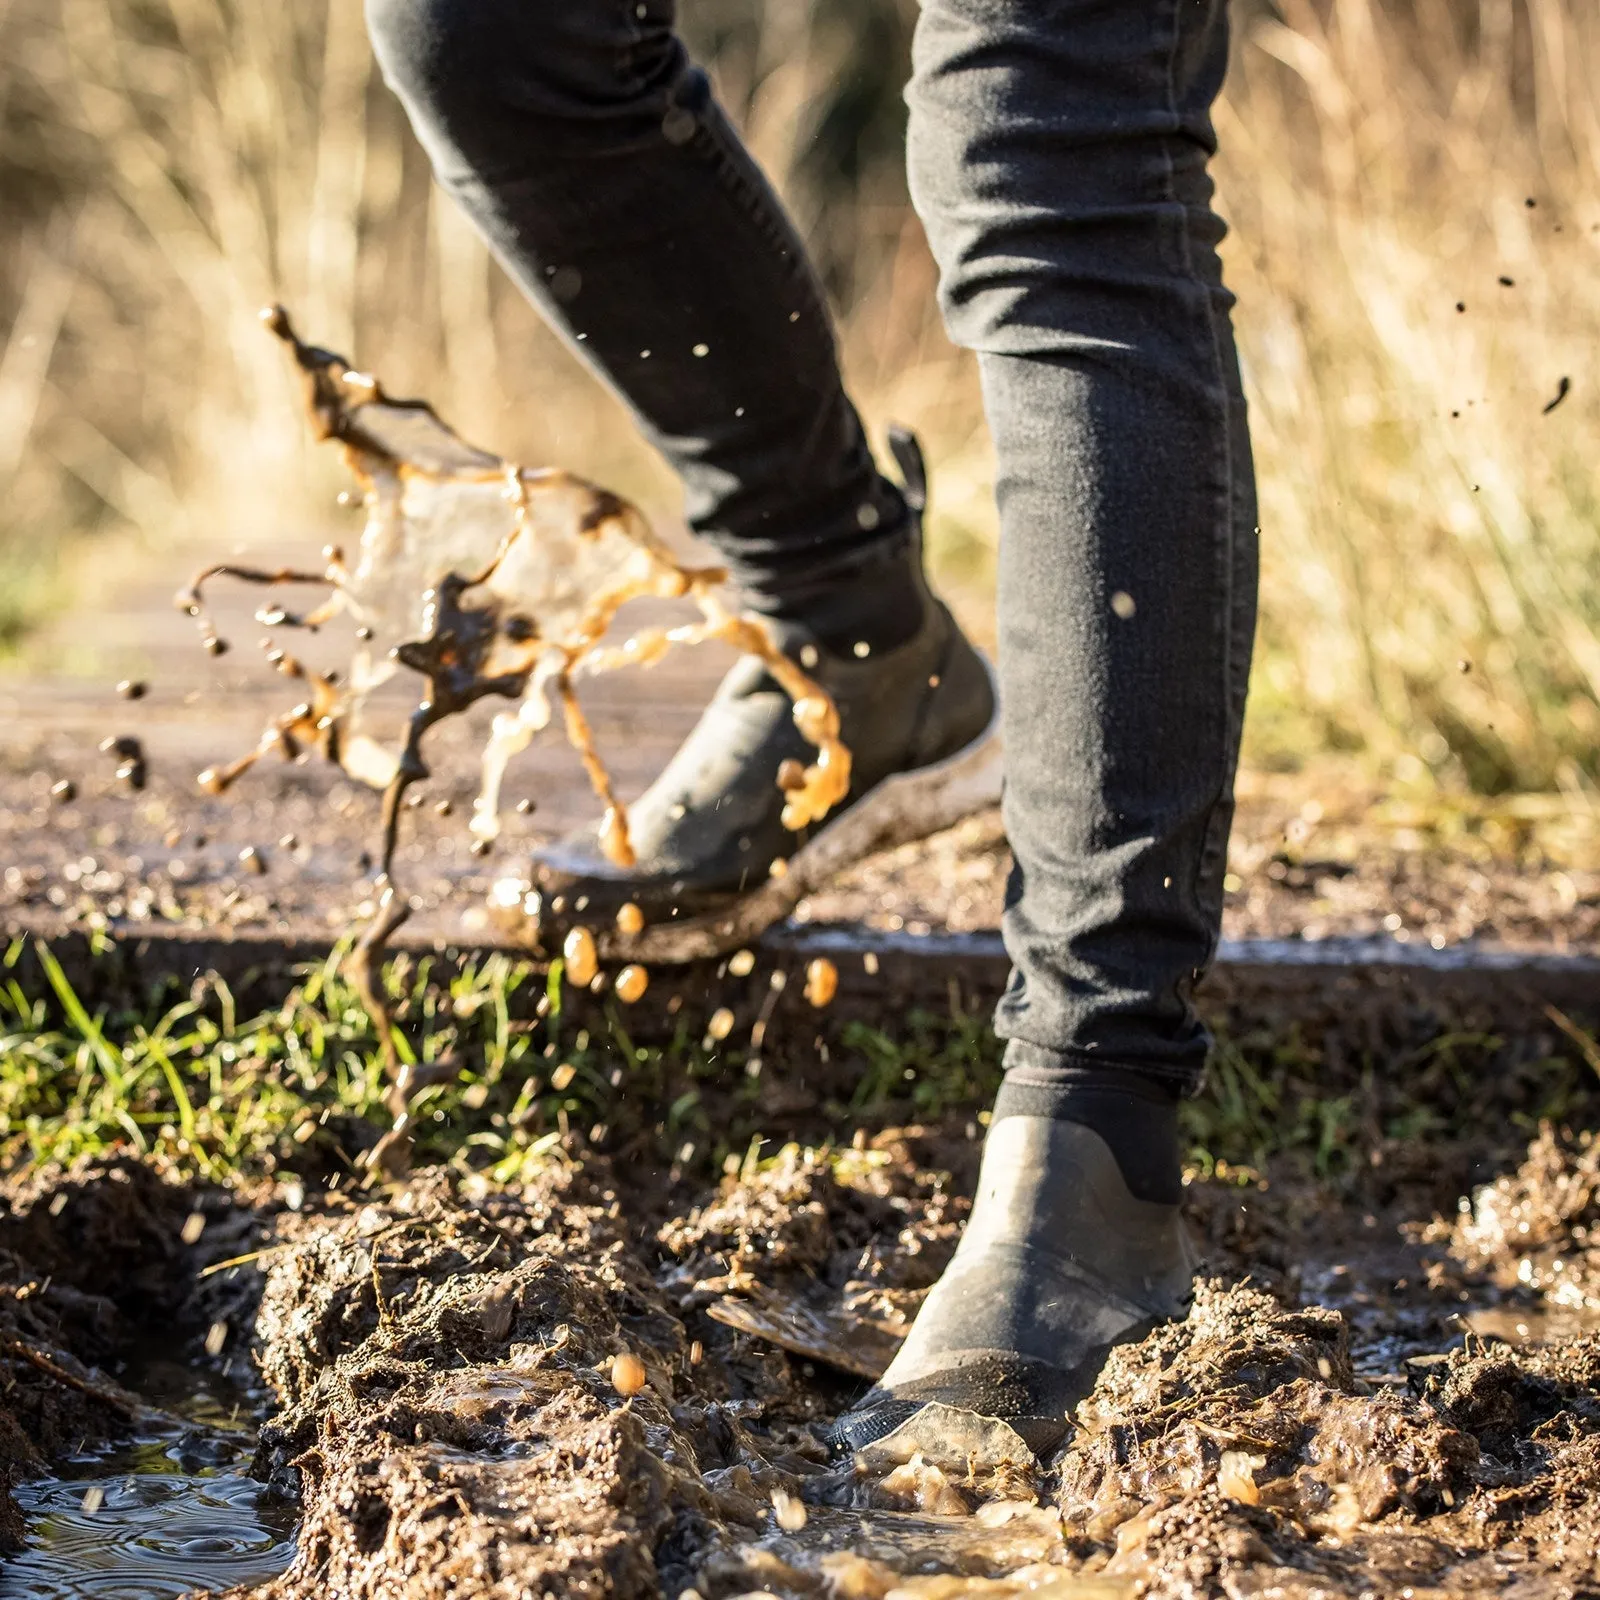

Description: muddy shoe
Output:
[527,448,999,963]
[830,1116,1195,1458]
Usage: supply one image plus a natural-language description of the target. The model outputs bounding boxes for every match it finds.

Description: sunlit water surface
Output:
[0,1357,295,1599]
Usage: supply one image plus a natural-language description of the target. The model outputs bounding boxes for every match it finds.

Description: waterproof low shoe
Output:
[524,434,1000,963]
[830,1115,1196,1458]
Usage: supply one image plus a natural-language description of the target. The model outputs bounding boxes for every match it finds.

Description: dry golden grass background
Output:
[0,0,1596,796]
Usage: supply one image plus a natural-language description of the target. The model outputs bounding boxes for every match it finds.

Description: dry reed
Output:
[0,0,1595,794]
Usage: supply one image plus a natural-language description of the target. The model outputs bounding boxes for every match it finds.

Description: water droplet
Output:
[799,643,819,669]
[615,964,649,1003]
[611,1350,648,1396]
[804,957,838,1008]
[551,1061,577,1090]
[706,1006,735,1041]
[728,949,755,976]
[615,901,645,935]
[1111,590,1137,619]
[852,641,870,658]
[772,1488,808,1531]
[563,926,599,987]
[856,503,880,530]
[598,808,634,868]
[692,342,709,357]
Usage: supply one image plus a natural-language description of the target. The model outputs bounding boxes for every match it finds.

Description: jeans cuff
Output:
[1000,1038,1205,1099]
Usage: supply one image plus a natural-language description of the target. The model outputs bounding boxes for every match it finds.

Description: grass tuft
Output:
[6,939,1598,1196]
[1,940,732,1185]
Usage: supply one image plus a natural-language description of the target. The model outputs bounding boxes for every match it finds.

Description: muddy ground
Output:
[5,674,1600,954]
[10,1102,1600,1597]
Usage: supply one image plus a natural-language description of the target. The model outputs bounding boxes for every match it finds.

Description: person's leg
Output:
[365,0,909,645]
[366,0,997,926]
[838,0,1257,1450]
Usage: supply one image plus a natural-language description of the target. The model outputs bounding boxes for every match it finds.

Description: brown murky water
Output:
[1,1362,296,1599]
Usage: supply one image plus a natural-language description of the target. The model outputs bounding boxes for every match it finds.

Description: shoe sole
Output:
[554,662,1003,966]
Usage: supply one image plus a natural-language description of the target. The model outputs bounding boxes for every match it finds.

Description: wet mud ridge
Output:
[14,1122,1600,1598]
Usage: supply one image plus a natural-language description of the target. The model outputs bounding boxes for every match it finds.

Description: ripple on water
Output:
[3,1466,295,1599]
[1,1379,296,1600]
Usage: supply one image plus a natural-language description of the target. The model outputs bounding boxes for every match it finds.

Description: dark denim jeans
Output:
[366,0,1258,1095]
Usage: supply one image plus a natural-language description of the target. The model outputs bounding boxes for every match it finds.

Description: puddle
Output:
[1,1359,295,1600]
[1461,1303,1600,1344]
[758,1499,1075,1571]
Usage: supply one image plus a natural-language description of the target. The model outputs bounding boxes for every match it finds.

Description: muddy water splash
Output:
[176,308,852,1154]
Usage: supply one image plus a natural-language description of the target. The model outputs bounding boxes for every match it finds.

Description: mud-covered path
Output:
[6,539,1600,955]
[8,540,1600,1600]
[10,1112,1600,1600]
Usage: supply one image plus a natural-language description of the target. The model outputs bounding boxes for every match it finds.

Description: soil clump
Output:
[11,1115,1600,1596]
[173,1124,1600,1598]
